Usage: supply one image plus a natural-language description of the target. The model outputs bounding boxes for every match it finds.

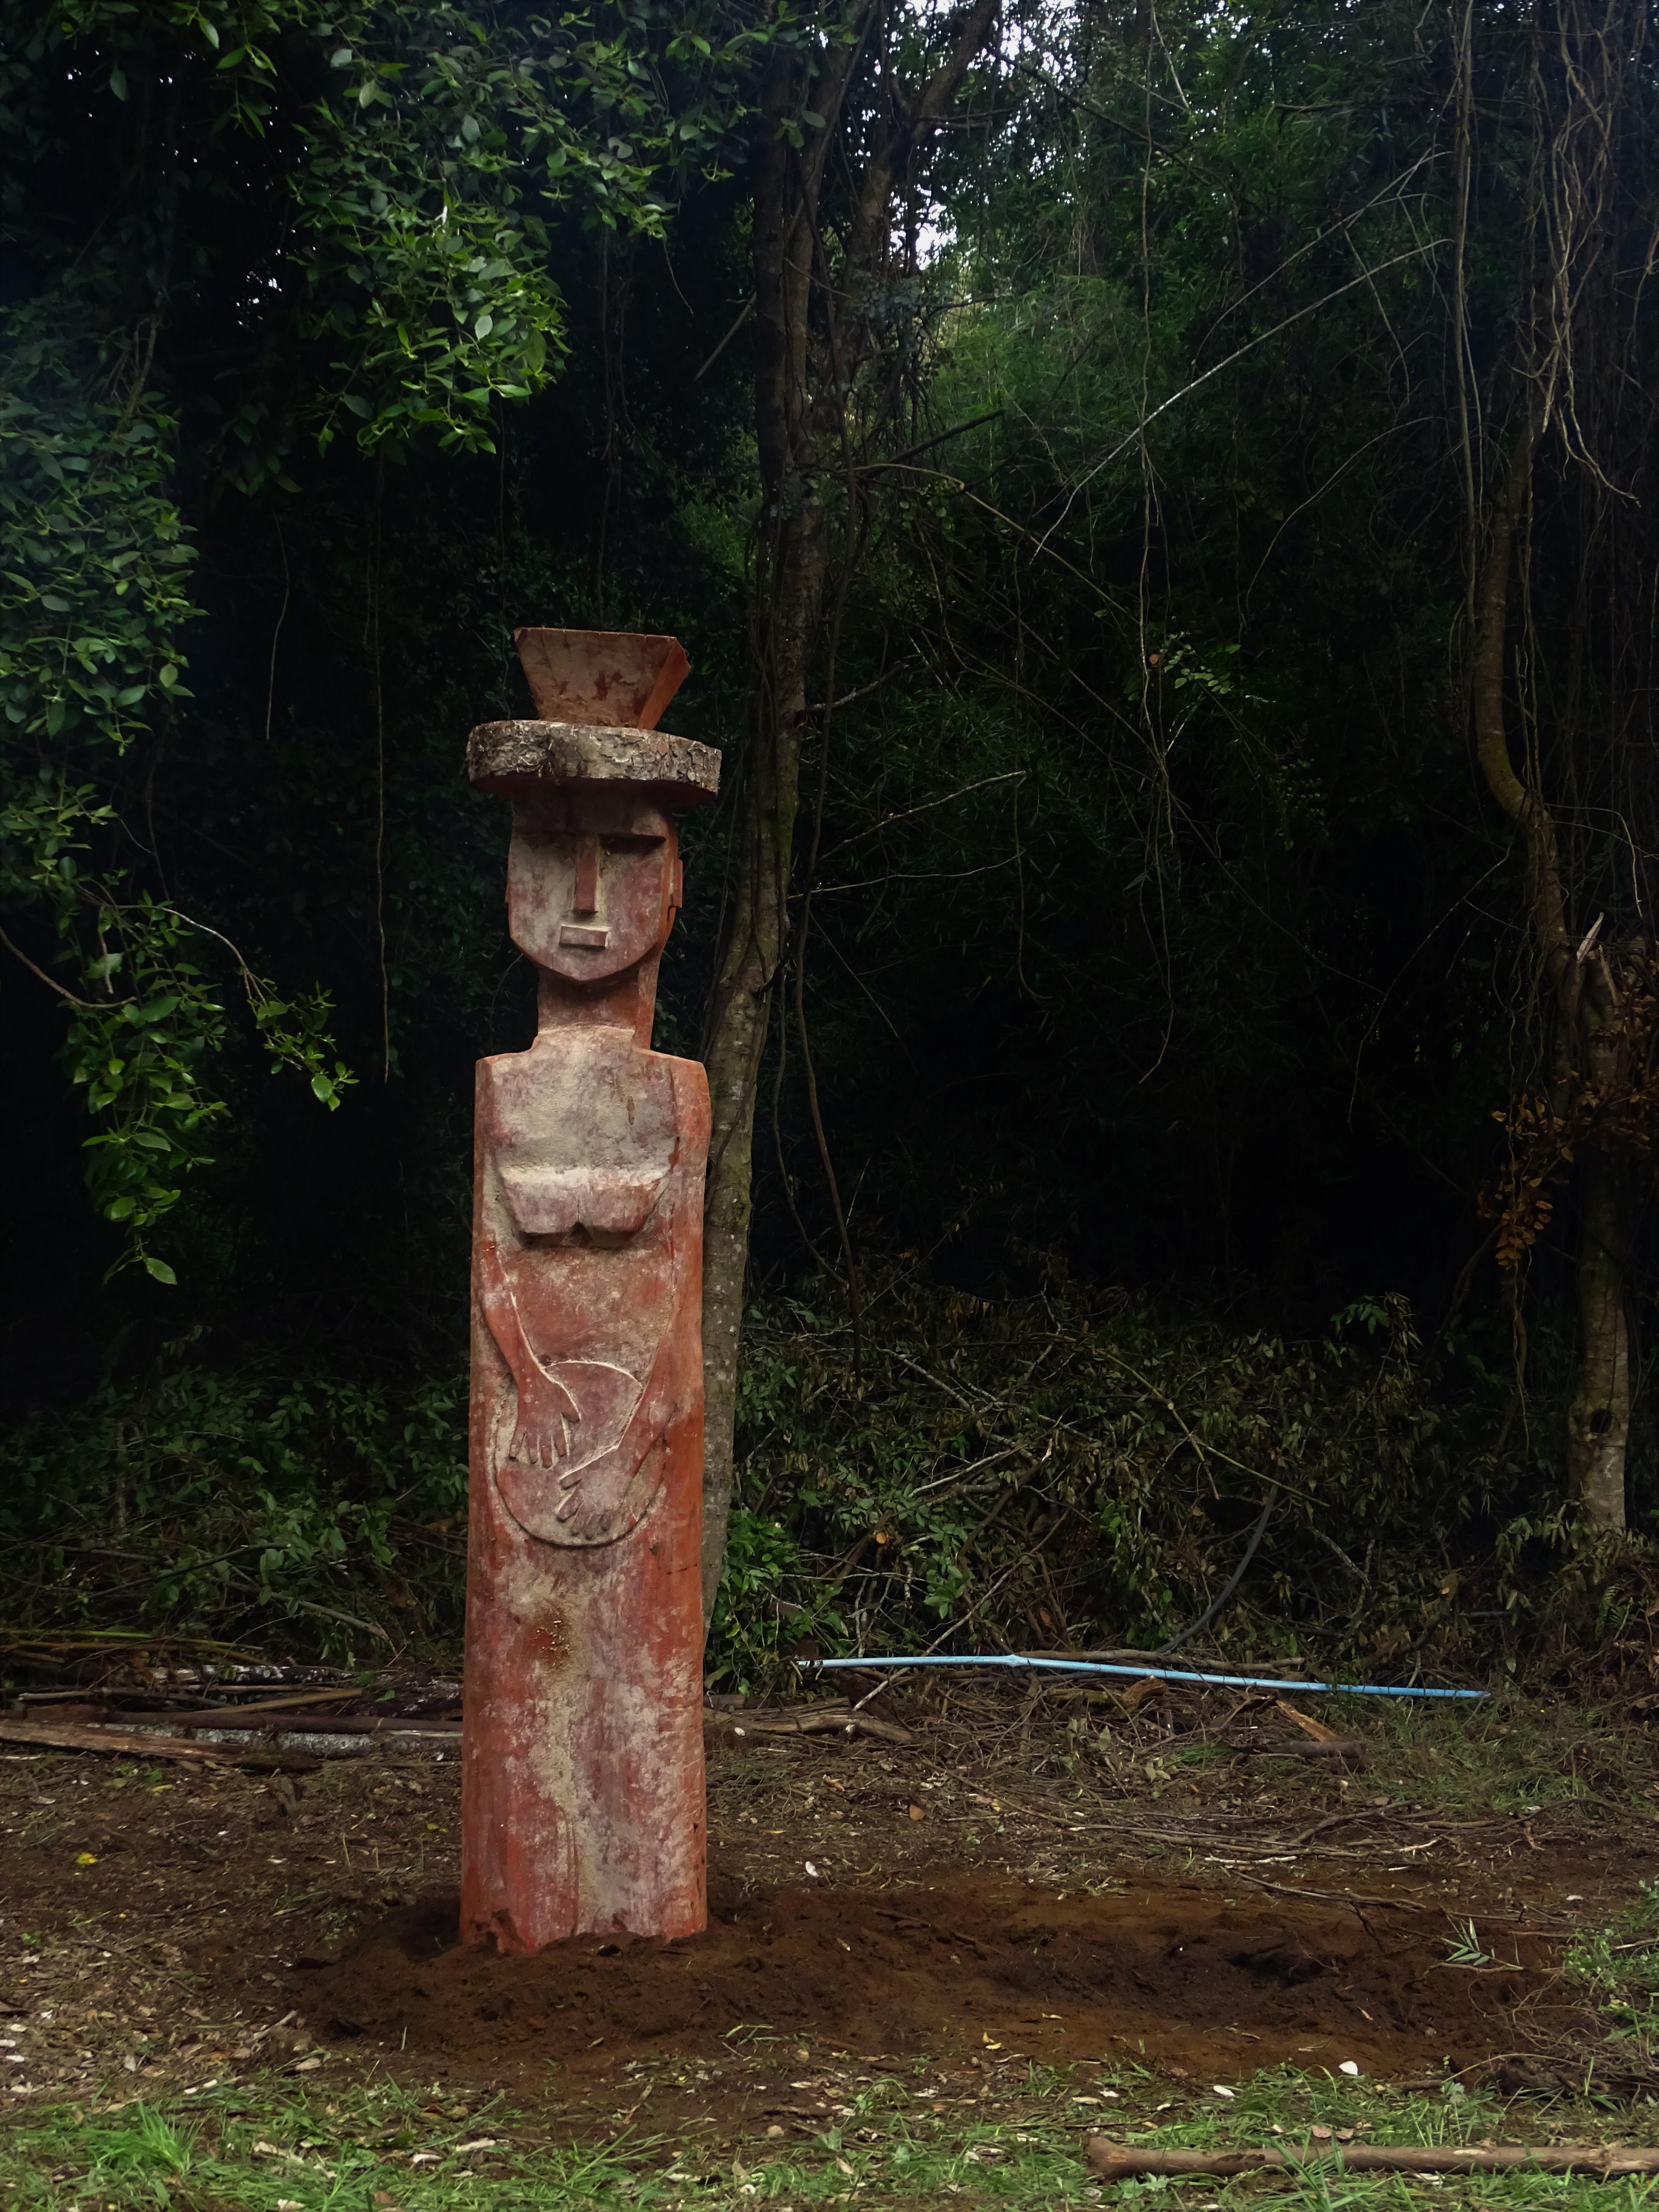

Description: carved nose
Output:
[572,835,600,915]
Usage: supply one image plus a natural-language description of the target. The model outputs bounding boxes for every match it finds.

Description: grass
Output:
[1568,1880,1659,2063]
[6,2060,1659,2212]
[1322,1692,1659,1819]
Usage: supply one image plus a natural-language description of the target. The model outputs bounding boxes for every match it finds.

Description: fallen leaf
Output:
[76,1854,97,1867]
[1211,2085,1235,2098]
[1339,2060,1361,2077]
[982,2034,1001,2050]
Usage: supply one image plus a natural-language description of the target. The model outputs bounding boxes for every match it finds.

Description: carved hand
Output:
[506,1368,581,1467]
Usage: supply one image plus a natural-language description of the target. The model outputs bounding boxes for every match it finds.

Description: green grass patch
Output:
[1569,1879,1659,2063]
[1323,1693,1658,1818]
[5,2062,1659,2212]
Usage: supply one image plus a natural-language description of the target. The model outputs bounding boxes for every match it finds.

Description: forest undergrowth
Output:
[2,1252,1653,1689]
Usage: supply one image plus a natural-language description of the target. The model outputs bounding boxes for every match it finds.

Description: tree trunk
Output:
[1566,1147,1631,1529]
[698,0,999,1630]
[698,513,826,1627]
[1471,417,1627,1531]
[698,38,834,1630]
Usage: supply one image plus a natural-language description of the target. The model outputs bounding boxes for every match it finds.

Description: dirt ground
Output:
[1,1676,1653,2139]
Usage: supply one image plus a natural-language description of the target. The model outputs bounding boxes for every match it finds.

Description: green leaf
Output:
[143,1255,179,1285]
[109,68,128,101]
[158,663,179,688]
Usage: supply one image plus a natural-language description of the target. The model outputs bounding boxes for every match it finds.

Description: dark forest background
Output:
[5,0,1659,1683]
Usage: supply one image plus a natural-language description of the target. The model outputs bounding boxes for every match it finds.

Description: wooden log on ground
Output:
[1086,2139,1659,2180]
[0,1716,318,1772]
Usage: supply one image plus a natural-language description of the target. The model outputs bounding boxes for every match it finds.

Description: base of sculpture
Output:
[459,1313,706,1949]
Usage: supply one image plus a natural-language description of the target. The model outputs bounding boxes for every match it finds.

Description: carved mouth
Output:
[558,923,609,948]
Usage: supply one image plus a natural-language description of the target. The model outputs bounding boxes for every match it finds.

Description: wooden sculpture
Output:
[460,629,719,1952]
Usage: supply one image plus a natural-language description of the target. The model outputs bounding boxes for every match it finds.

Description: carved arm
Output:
[476,1236,581,1466]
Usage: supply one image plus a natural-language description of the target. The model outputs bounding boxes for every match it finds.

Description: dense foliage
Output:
[3,0,1658,1673]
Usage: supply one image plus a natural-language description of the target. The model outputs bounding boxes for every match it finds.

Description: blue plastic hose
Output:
[814,1653,1484,1699]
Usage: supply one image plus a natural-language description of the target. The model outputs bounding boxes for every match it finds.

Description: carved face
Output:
[506,789,679,981]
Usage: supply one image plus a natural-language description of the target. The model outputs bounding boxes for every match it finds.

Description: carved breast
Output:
[482,1031,679,1240]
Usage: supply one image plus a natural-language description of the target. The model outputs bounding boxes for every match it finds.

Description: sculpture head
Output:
[507,786,680,982]
[467,627,719,1000]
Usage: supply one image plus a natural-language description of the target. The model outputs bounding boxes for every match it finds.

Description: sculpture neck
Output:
[536,952,661,1048]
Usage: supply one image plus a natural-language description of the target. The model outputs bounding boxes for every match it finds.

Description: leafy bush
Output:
[6,1249,1651,1687]
[704,1252,1625,1692]
[0,1363,466,1664]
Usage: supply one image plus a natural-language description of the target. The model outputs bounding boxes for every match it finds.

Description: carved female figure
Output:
[460,637,718,1952]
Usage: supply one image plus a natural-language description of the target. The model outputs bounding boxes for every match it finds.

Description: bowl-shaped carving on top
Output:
[515,627,690,731]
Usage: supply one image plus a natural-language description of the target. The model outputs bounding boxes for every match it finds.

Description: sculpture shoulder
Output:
[659,1051,710,1142]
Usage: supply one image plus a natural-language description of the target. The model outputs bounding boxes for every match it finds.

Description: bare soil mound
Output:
[301,1867,1554,2084]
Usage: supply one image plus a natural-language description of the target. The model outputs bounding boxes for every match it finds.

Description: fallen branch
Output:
[1252,1738,1368,1761]
[169,1687,366,1723]
[1086,2139,1659,2180]
[16,1687,364,1730]
[172,1708,457,1737]
[0,1715,317,1772]
[705,1700,914,1747]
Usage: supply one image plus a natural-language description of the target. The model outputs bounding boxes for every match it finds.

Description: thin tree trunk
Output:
[1567,1147,1631,1528]
[1471,416,1628,1531]
[698,0,998,1629]
[698,36,835,1630]
[699,512,825,1627]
